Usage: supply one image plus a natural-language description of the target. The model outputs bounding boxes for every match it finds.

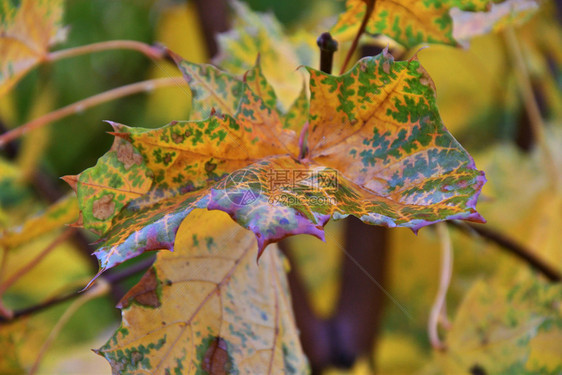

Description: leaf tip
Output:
[61,174,78,191]
[408,45,430,62]
[107,131,131,141]
[81,268,106,292]
[67,213,84,229]
[255,235,268,263]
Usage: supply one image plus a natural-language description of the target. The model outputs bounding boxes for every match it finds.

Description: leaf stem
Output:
[340,0,375,75]
[298,121,310,161]
[0,77,186,147]
[449,221,561,282]
[428,223,452,351]
[45,40,166,62]
[503,26,559,190]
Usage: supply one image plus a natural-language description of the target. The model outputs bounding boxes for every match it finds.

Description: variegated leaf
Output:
[71,50,485,280]
[96,210,308,375]
[330,0,500,48]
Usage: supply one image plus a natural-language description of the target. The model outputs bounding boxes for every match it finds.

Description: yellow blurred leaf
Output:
[97,209,308,374]
[417,35,510,137]
[0,330,24,374]
[16,85,55,181]
[374,333,426,374]
[0,0,66,96]
[145,1,207,125]
[214,0,317,109]
[431,275,562,374]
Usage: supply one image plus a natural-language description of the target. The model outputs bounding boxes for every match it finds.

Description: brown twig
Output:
[0,77,186,147]
[317,32,339,75]
[192,0,229,58]
[340,0,376,75]
[449,221,561,282]
[0,228,76,295]
[328,219,389,369]
[28,279,110,375]
[278,241,331,374]
[503,27,559,190]
[46,40,166,62]
[0,256,155,324]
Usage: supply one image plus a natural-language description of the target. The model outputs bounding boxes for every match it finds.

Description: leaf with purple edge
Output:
[69,49,485,281]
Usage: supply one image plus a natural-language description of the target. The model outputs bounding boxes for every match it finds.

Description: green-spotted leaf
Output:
[330,0,500,48]
[0,0,66,96]
[96,209,308,375]
[429,275,562,374]
[63,123,153,236]
[71,49,485,280]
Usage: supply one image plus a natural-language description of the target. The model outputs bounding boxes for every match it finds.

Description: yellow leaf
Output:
[145,1,207,125]
[0,0,66,96]
[97,209,308,374]
[432,275,562,374]
[16,85,55,181]
[0,194,78,249]
[0,329,24,374]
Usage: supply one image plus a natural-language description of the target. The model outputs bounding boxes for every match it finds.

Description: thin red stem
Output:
[46,40,165,62]
[0,77,186,147]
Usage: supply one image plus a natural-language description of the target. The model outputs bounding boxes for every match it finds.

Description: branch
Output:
[0,228,76,296]
[192,0,229,58]
[449,221,561,282]
[278,240,331,374]
[0,77,187,147]
[317,32,339,75]
[0,256,155,324]
[340,0,375,75]
[46,40,166,62]
[29,279,110,375]
[503,27,559,190]
[329,217,391,369]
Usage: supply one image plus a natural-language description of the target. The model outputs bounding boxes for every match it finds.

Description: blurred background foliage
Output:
[0,0,561,374]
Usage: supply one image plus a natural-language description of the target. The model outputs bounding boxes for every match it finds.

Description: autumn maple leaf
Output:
[66,48,485,283]
[331,0,499,48]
